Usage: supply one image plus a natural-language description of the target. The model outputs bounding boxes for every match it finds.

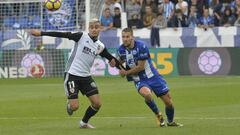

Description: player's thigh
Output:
[160,92,173,107]
[79,76,99,97]
[150,76,169,97]
[64,73,80,99]
[87,94,101,109]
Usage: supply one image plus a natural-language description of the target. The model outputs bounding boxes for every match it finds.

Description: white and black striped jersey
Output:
[65,33,105,76]
[41,31,119,77]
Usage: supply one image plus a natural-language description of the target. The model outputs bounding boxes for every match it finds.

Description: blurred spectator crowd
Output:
[1,0,240,31]
[100,0,240,47]
[101,0,240,29]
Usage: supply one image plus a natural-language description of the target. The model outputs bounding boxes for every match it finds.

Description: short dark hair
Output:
[175,9,182,14]
[114,7,120,10]
[157,13,163,16]
[104,8,110,11]
[122,28,133,35]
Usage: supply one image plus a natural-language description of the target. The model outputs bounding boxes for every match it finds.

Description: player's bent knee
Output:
[139,87,151,96]
[139,87,152,100]
[143,94,152,101]
[161,92,174,107]
[165,101,173,108]
[70,102,79,111]
[92,102,102,109]
[167,103,173,108]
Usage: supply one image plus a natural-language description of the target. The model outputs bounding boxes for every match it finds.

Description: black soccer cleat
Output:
[167,121,183,127]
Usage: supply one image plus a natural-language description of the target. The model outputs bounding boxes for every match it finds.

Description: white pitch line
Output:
[0,117,240,120]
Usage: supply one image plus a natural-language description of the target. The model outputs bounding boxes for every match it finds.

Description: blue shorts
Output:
[134,75,169,97]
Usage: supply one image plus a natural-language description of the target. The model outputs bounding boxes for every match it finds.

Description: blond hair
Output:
[89,18,100,24]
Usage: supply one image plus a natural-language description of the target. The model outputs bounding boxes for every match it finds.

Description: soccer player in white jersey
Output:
[31,19,123,129]
[117,28,183,127]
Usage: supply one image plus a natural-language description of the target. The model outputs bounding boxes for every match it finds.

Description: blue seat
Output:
[3,16,15,27]
[32,16,41,27]
[18,16,29,28]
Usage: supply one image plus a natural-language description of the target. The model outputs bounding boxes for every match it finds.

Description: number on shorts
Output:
[68,81,75,93]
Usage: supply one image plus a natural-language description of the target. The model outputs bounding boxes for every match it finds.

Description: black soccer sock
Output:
[165,106,174,123]
[82,106,99,123]
[145,100,160,115]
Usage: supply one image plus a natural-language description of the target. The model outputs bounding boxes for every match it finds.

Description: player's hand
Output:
[31,29,41,36]
[109,59,116,67]
[119,69,127,77]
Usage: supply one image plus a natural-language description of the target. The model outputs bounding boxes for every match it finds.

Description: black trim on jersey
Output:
[41,31,83,42]
[99,48,125,70]
[65,42,78,72]
[88,34,98,42]
[99,48,114,60]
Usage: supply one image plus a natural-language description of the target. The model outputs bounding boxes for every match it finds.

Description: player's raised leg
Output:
[139,86,165,127]
[160,92,183,127]
[64,73,80,116]
[80,94,101,129]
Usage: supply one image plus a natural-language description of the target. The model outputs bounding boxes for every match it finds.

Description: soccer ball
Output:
[198,50,222,75]
[30,64,45,78]
[44,0,62,11]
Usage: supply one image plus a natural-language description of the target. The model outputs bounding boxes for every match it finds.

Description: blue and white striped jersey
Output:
[117,40,160,82]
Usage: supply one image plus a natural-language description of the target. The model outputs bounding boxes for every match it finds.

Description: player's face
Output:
[88,22,101,38]
[122,32,134,48]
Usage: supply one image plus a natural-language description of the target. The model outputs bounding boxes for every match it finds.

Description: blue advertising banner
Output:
[2,48,240,78]
[0,30,32,50]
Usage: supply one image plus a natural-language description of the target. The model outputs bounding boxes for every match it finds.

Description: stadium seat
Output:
[3,16,15,27]
[18,16,29,28]
[32,16,41,27]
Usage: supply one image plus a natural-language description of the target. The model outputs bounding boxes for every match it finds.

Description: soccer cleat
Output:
[66,103,73,116]
[156,113,165,127]
[167,121,183,127]
[80,121,95,129]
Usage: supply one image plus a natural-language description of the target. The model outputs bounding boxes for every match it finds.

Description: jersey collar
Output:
[88,34,98,42]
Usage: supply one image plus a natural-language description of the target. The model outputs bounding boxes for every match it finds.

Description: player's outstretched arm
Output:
[30,29,82,42]
[119,60,145,76]
[99,48,125,70]
[31,29,41,36]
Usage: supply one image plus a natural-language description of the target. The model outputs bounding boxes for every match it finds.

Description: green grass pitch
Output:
[0,76,240,135]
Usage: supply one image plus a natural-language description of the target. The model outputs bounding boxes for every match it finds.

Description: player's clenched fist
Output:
[31,29,41,36]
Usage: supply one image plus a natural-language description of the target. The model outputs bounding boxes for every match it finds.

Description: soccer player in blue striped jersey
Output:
[117,28,182,127]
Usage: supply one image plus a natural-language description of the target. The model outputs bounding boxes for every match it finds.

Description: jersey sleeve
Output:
[117,47,126,62]
[41,31,83,42]
[137,43,149,60]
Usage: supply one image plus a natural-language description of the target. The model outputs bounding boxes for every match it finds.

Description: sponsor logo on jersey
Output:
[132,50,137,55]
[82,46,96,56]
